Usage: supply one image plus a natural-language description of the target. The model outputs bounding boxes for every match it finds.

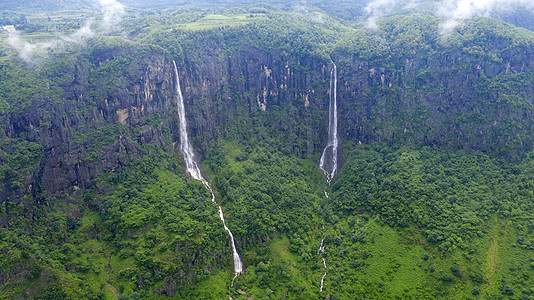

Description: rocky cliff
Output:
[2,12,534,298]
[1,43,176,209]
[174,16,534,167]
[3,16,534,207]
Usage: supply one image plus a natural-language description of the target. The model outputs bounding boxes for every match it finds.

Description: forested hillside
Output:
[1,1,534,299]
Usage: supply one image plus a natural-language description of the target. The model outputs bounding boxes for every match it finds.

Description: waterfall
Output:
[319,62,338,182]
[317,232,327,292]
[317,62,337,292]
[320,257,327,292]
[173,61,243,275]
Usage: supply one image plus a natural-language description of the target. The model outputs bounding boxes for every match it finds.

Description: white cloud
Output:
[98,0,125,31]
[62,21,95,42]
[364,0,534,36]
[5,0,125,64]
[7,34,48,64]
[364,0,393,29]
[437,0,534,36]
[292,5,325,24]
[309,12,325,24]
[8,21,94,64]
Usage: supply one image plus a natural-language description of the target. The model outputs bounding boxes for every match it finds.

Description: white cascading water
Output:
[317,237,327,292]
[173,61,243,276]
[319,62,338,182]
[317,62,338,292]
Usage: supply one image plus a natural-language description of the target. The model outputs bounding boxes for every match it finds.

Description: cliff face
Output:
[0,45,230,296]
[179,44,330,157]
[334,44,534,153]
[2,14,534,298]
[178,31,534,164]
[3,23,534,203]
[1,46,176,205]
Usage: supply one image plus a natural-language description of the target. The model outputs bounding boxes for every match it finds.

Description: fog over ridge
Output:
[5,0,125,64]
[363,0,534,35]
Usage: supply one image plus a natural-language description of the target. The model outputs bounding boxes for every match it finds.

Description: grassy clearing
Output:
[325,218,433,298]
[322,216,505,299]
[362,221,428,297]
[481,215,502,297]
[230,234,318,299]
[479,215,534,299]
[175,269,233,299]
[178,13,267,31]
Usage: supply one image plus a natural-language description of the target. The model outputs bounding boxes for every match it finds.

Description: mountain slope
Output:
[1,8,534,299]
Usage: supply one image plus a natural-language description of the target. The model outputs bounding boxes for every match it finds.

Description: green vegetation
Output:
[0,151,233,298]
[176,13,268,31]
[206,135,324,298]
[324,145,534,298]
[1,3,534,299]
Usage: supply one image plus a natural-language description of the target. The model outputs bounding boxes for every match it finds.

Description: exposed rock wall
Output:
[3,35,534,200]
[1,49,175,199]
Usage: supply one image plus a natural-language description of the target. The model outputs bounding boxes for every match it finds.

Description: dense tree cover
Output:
[169,108,327,298]
[2,4,534,299]
[320,145,534,299]
[0,59,61,112]
[0,150,235,298]
[131,8,350,60]
[333,145,534,250]
[176,143,534,299]
[208,125,325,240]
[178,136,328,298]
[0,12,28,26]
[0,138,43,193]
[131,10,534,160]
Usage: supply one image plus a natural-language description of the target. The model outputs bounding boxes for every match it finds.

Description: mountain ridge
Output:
[2,8,534,299]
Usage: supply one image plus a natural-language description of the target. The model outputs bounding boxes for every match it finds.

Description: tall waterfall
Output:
[173,61,243,275]
[319,62,338,182]
[317,62,338,292]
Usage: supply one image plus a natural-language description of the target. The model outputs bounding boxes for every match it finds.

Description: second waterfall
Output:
[319,62,338,182]
[173,61,243,275]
